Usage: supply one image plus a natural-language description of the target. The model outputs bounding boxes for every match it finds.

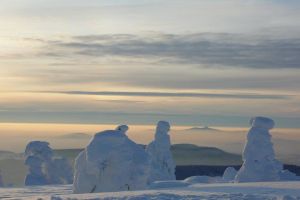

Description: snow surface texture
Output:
[1,181,300,199]
[24,141,73,186]
[146,121,176,183]
[235,117,299,182]
[73,125,151,194]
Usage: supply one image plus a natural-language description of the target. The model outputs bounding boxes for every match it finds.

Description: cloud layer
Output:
[45,90,289,100]
[38,33,300,69]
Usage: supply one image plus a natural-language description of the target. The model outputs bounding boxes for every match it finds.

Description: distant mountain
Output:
[186,126,222,132]
[53,143,242,166]
[171,144,242,165]
[58,133,92,139]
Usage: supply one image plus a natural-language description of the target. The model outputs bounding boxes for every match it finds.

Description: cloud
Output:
[39,33,300,69]
[42,90,289,100]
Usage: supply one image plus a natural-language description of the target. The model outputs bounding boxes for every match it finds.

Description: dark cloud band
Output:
[40,33,300,69]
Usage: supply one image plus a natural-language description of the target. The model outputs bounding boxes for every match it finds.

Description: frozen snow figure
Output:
[24,141,73,186]
[222,167,237,182]
[24,141,51,186]
[73,125,150,194]
[235,117,283,182]
[146,121,176,184]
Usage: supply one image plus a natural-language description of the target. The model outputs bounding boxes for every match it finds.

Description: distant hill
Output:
[53,143,242,166]
[171,144,241,165]
[58,133,92,139]
[185,126,221,132]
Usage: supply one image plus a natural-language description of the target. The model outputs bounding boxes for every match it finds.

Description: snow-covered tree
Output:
[146,121,176,183]
[235,117,283,182]
[24,141,73,186]
[73,125,150,194]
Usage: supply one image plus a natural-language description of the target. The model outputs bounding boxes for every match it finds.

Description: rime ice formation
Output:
[24,141,73,186]
[146,121,176,183]
[235,117,283,182]
[73,125,150,194]
[24,141,51,186]
[222,167,237,182]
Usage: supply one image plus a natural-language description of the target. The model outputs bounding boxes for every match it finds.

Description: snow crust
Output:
[2,181,300,200]
[24,141,73,186]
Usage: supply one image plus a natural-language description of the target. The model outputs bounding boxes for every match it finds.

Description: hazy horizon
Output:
[1,0,300,158]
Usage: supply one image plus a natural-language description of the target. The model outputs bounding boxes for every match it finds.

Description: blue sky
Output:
[0,0,300,127]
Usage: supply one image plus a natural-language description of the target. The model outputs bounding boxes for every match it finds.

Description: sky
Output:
[1,0,300,128]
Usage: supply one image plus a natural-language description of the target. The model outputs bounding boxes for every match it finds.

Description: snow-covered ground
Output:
[1,181,300,200]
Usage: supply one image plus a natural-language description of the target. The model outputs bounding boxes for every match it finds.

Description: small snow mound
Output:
[222,167,237,182]
[184,176,222,184]
[250,116,275,130]
[115,125,129,133]
[279,170,300,181]
[149,180,190,189]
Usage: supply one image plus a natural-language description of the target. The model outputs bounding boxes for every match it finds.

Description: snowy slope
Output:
[1,182,300,200]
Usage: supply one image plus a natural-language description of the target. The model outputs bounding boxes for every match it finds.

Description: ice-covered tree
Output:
[235,117,283,182]
[24,141,73,186]
[73,125,150,194]
[146,121,176,183]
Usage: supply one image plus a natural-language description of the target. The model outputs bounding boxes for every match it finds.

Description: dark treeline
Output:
[176,165,300,180]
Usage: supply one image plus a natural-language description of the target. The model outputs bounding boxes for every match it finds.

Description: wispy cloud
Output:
[38,33,300,69]
[42,90,289,100]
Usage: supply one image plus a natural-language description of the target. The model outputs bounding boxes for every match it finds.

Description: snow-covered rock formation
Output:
[24,141,73,186]
[146,121,176,183]
[222,167,237,182]
[235,117,299,182]
[73,125,150,194]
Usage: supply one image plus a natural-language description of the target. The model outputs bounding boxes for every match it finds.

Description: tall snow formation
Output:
[235,117,291,182]
[24,141,73,186]
[73,125,150,194]
[146,121,176,183]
